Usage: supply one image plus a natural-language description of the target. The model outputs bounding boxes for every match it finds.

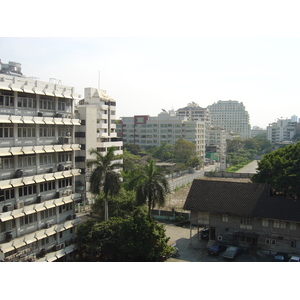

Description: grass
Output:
[225,161,252,172]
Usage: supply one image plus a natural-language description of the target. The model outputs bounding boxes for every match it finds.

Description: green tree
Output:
[129,160,170,216]
[75,208,174,262]
[86,147,122,221]
[251,141,300,199]
[174,138,197,164]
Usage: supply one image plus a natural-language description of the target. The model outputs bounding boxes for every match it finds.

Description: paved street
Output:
[237,160,259,174]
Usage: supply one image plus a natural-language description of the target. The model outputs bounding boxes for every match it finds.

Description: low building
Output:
[183,179,300,255]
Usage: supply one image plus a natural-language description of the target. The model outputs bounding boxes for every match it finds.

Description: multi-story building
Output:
[266,118,297,144]
[205,128,227,161]
[176,102,210,129]
[75,88,123,204]
[117,111,206,162]
[0,62,82,262]
[207,100,251,138]
[251,126,267,138]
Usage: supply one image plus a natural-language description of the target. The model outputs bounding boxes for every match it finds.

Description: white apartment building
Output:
[176,102,210,129]
[207,100,251,138]
[205,128,227,158]
[0,63,82,262]
[267,118,297,144]
[117,111,205,162]
[75,88,123,203]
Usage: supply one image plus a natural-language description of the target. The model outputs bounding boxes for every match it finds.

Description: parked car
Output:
[200,228,209,240]
[272,252,287,262]
[289,256,300,262]
[207,244,227,255]
[222,246,242,260]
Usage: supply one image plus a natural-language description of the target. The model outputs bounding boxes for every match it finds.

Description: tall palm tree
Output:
[129,159,170,216]
[86,146,122,221]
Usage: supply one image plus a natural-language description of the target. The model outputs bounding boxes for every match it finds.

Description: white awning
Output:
[43,117,55,125]
[53,144,64,152]
[0,147,12,156]
[54,172,64,179]
[54,223,65,233]
[54,90,64,97]
[64,220,74,230]
[33,117,45,124]
[12,208,25,218]
[9,115,23,123]
[21,116,34,124]
[43,145,55,153]
[46,253,57,262]
[43,173,55,181]
[44,200,56,209]
[62,144,72,152]
[35,230,47,241]
[63,170,72,178]
[0,242,15,253]
[71,118,81,125]
[62,118,72,125]
[0,114,11,123]
[54,197,65,207]
[71,144,81,151]
[72,193,82,202]
[32,88,44,95]
[37,256,47,262]
[22,176,35,185]
[64,245,75,255]
[10,147,23,155]
[53,118,64,124]
[0,212,13,222]
[45,227,56,237]
[22,146,35,155]
[24,233,37,245]
[33,202,46,212]
[33,146,45,153]
[55,248,66,259]
[9,85,23,92]
[0,84,12,91]
[11,178,24,187]
[71,169,81,176]
[21,86,34,94]
[33,174,46,183]
[12,239,26,249]
[0,179,12,190]
[43,90,54,96]
[23,205,36,216]
[63,196,73,204]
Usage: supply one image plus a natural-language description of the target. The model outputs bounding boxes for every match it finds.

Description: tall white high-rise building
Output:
[0,62,82,262]
[207,100,251,138]
[75,88,123,204]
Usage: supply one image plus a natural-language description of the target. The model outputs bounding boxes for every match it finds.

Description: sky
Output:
[2,1,300,131]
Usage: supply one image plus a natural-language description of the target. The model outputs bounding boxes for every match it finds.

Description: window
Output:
[41,207,56,219]
[19,185,37,197]
[19,213,37,226]
[17,93,37,109]
[0,91,14,106]
[58,178,72,188]
[40,154,55,165]
[273,220,280,228]
[262,219,269,227]
[40,181,55,192]
[241,217,253,225]
[18,155,36,168]
[290,222,297,230]
[58,152,72,163]
[58,127,72,137]
[0,189,15,202]
[18,125,36,138]
[0,156,14,169]
[222,214,228,222]
[0,124,14,138]
[40,96,55,111]
[39,125,55,137]
[58,202,73,214]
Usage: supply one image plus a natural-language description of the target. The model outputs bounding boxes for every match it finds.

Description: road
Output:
[237,160,259,174]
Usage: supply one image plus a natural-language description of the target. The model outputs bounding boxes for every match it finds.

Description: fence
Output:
[168,169,205,191]
[204,171,253,178]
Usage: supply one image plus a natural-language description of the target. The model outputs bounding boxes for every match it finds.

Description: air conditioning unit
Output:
[3,204,14,212]
[5,231,13,241]
[55,191,62,198]
[57,164,64,171]
[15,169,23,178]
[37,195,44,203]
[45,222,51,228]
[67,214,73,220]
[58,137,70,144]
[55,113,63,118]
[48,167,54,173]
[55,243,64,251]
[37,112,43,117]
[64,189,72,196]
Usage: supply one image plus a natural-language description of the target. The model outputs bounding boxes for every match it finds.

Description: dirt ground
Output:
[159,177,252,212]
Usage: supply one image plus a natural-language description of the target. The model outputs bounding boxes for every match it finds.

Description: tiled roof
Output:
[183,179,300,221]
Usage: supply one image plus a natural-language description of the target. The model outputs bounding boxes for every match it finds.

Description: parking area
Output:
[162,222,273,262]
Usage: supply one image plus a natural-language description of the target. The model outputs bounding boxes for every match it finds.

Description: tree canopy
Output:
[75,208,173,262]
[251,141,300,199]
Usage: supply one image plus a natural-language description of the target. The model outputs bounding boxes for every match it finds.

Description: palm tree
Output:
[86,146,122,221]
[129,159,170,216]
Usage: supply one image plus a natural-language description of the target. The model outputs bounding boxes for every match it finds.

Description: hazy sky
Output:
[2,1,300,129]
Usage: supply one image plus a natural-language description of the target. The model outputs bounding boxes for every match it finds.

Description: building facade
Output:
[207,100,251,138]
[117,111,206,161]
[0,63,82,262]
[75,88,123,204]
[266,118,297,144]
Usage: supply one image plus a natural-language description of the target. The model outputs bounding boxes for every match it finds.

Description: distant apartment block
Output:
[0,62,82,262]
[267,118,298,144]
[251,126,267,138]
[207,100,251,138]
[75,88,123,203]
[205,128,227,161]
[117,111,206,162]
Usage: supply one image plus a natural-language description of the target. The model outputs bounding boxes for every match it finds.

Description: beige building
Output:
[0,62,82,262]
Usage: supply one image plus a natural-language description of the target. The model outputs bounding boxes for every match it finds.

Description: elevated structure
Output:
[0,61,82,262]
